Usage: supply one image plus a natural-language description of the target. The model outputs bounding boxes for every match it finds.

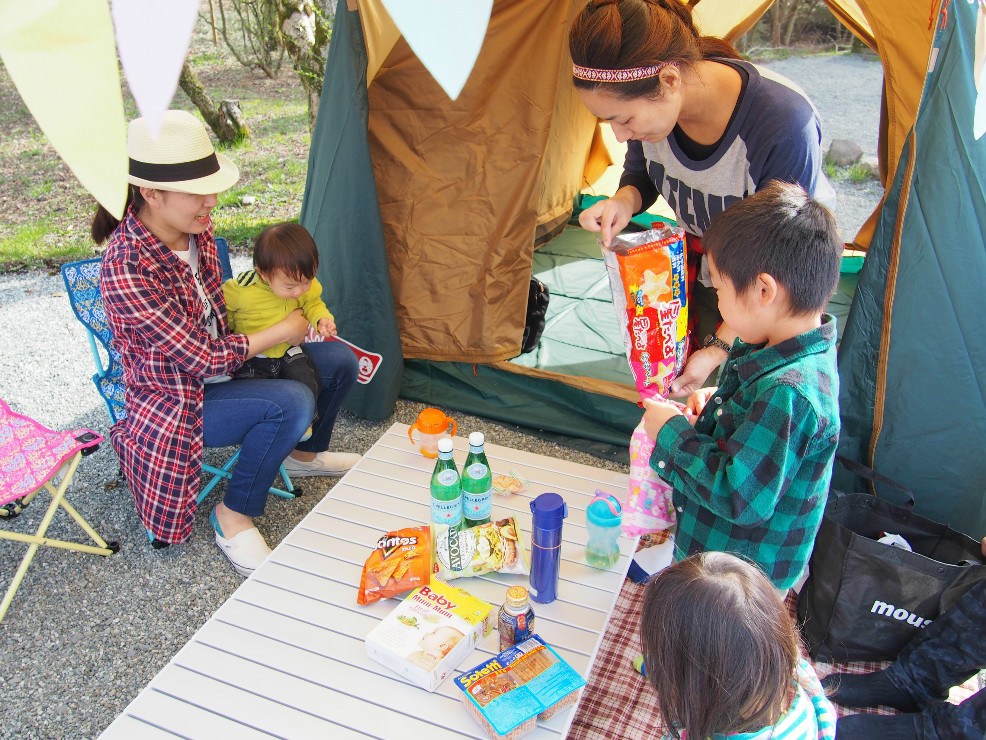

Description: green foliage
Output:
[824,160,877,184]
[0,221,94,271]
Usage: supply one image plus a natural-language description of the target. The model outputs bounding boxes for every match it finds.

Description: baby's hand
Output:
[317,317,337,337]
[642,397,684,440]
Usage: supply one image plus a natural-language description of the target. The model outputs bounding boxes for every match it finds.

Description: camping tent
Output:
[301,0,985,537]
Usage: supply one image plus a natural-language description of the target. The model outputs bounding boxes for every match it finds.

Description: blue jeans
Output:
[203,340,358,518]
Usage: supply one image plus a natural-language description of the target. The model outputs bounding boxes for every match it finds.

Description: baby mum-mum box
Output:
[365,579,493,691]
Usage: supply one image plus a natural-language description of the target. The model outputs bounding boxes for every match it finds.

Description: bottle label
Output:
[466,462,488,479]
[498,607,535,651]
[463,487,492,520]
[436,469,458,486]
[431,495,463,527]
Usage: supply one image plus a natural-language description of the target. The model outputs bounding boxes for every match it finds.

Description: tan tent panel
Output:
[692,0,776,42]
[362,0,592,362]
[356,0,939,361]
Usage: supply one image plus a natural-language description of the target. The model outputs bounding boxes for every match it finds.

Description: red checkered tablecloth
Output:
[568,536,977,740]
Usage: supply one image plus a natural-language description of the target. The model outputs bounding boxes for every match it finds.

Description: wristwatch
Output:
[703,333,731,354]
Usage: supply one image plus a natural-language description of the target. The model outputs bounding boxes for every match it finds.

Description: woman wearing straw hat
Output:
[92,110,359,576]
[569,0,836,395]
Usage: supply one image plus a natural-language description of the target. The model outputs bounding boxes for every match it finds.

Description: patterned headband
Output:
[572,60,674,83]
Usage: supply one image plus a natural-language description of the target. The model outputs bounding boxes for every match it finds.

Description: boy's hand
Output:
[686,387,717,416]
[642,397,685,440]
[671,347,726,395]
[317,317,337,337]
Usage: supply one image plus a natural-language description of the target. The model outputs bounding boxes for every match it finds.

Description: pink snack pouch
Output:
[603,224,688,403]
[625,422,676,536]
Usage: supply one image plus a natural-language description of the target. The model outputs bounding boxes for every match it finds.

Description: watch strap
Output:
[703,333,731,353]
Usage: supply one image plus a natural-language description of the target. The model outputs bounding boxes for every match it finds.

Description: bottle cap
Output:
[504,586,529,609]
[530,492,567,527]
[413,407,452,434]
[437,437,454,454]
[469,431,485,447]
[587,497,622,527]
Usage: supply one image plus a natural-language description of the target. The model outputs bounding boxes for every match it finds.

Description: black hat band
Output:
[129,153,220,182]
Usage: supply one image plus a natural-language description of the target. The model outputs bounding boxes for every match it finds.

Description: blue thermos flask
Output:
[529,492,567,604]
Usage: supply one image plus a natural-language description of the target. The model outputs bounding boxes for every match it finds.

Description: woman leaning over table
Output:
[570,0,836,393]
[92,110,359,577]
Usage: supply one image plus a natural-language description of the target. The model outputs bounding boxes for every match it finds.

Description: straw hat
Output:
[127,110,239,194]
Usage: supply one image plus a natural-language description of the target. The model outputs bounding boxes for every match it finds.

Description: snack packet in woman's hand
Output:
[603,224,688,402]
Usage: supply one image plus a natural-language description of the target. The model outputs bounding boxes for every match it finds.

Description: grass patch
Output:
[824,159,877,184]
[0,220,94,271]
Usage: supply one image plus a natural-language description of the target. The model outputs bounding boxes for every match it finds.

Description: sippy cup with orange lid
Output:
[408,408,457,458]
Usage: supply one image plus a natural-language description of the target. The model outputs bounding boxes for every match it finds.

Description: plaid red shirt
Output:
[100,208,249,543]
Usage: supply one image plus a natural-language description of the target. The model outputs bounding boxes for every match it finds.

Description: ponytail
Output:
[91,185,145,244]
[569,0,741,99]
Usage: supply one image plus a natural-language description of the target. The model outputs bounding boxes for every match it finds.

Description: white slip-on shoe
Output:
[211,509,271,577]
[281,451,361,478]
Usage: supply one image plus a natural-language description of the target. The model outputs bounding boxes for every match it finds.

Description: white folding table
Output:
[101,423,636,740]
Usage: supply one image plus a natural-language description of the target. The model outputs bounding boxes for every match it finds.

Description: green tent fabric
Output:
[836,0,986,538]
[299,4,404,420]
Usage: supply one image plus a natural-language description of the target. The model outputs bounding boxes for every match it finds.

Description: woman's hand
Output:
[578,186,640,249]
[245,309,309,359]
[671,347,727,396]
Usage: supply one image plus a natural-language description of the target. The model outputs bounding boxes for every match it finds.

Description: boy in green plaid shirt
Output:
[643,181,842,591]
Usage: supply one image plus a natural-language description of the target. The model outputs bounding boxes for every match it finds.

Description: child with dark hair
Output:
[642,181,842,591]
[223,222,337,422]
[640,552,836,740]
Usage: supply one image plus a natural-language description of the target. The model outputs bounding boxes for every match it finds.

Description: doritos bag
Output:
[357,526,432,605]
[603,225,688,403]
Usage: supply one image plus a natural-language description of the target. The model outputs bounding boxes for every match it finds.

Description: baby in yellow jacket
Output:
[223,222,336,421]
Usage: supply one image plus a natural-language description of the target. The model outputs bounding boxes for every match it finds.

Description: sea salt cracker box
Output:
[365,579,493,691]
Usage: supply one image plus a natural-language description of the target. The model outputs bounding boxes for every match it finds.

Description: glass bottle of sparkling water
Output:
[462,432,493,527]
[430,438,463,531]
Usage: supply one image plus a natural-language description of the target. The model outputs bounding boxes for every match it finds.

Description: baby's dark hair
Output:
[640,552,799,740]
[703,180,842,316]
[253,222,319,282]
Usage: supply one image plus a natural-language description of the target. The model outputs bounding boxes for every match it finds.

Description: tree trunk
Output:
[782,0,805,47]
[770,3,782,48]
[278,0,331,131]
[178,61,250,144]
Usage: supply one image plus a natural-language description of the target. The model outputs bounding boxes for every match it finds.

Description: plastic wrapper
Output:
[603,224,688,402]
[454,635,586,740]
[625,422,676,536]
[433,517,530,580]
[357,526,432,605]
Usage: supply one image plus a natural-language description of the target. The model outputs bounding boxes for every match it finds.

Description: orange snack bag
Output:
[603,224,688,402]
[357,526,433,605]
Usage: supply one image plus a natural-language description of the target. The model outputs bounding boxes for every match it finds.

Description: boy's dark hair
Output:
[254,222,319,282]
[640,552,799,740]
[702,180,842,315]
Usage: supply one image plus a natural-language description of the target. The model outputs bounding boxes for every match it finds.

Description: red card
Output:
[304,328,383,385]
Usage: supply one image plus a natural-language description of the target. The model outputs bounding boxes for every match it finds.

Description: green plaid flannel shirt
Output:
[652,315,840,589]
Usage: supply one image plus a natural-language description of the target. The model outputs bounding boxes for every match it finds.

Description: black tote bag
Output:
[796,457,986,663]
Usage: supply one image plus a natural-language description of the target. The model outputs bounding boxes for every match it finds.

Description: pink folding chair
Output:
[0,400,119,625]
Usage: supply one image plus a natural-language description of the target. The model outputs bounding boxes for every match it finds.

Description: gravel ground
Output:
[0,53,884,739]
[764,53,886,242]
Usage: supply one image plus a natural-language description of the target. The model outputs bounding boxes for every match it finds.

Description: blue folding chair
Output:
[61,249,301,547]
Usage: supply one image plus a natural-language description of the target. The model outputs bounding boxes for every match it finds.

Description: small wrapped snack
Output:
[455,635,586,740]
[603,224,688,403]
[357,526,432,605]
[433,517,530,581]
